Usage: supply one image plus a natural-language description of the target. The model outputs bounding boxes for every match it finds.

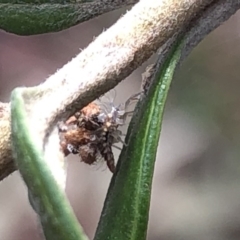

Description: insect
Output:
[58,90,141,173]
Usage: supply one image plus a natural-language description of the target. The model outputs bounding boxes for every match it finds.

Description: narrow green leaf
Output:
[94,40,183,240]
[0,3,87,35]
[0,0,131,35]
[11,89,88,240]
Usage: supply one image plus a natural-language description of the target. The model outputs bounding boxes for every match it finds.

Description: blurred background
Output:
[1,7,240,240]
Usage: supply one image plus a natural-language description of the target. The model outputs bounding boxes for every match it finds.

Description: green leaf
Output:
[0,0,128,35]
[94,40,183,240]
[0,3,89,35]
[11,88,89,240]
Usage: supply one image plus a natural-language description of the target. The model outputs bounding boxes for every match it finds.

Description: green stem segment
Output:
[11,89,88,240]
[94,40,183,240]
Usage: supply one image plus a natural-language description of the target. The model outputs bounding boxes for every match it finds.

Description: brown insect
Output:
[58,91,141,173]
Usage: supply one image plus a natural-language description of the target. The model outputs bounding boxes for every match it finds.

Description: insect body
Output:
[58,91,140,173]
